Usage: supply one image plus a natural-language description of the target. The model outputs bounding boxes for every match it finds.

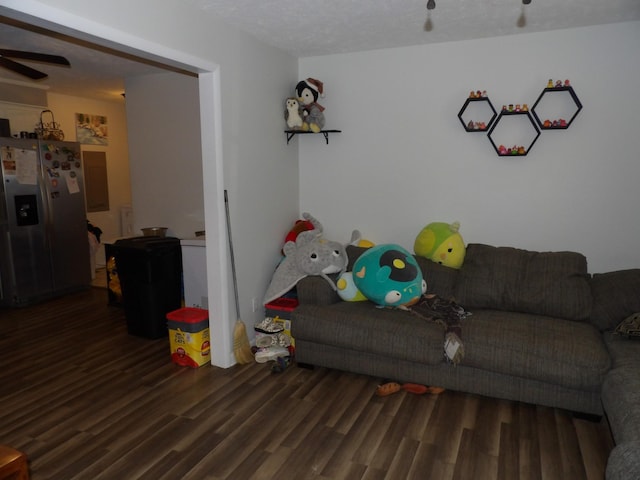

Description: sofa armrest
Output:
[296,275,341,306]
[606,441,640,480]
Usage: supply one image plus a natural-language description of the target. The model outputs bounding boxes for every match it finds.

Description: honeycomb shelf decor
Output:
[459,80,583,157]
[487,109,541,157]
[531,84,583,130]
[458,96,497,132]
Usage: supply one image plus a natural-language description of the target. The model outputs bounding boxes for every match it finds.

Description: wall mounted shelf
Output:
[531,86,582,130]
[487,110,541,156]
[285,130,342,145]
[458,97,497,132]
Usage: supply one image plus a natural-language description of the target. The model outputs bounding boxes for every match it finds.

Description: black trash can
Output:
[112,236,182,339]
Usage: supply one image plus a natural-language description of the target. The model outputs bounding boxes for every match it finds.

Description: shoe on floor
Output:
[254,317,285,334]
[254,346,289,363]
[402,383,428,394]
[376,382,401,397]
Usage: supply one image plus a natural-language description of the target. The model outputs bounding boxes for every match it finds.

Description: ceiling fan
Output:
[0,49,70,80]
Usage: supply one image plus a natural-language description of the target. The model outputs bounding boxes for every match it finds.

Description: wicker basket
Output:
[35,109,65,141]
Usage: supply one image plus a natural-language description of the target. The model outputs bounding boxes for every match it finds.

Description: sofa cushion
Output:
[460,309,610,390]
[590,269,640,331]
[415,256,458,299]
[292,302,445,365]
[454,244,592,321]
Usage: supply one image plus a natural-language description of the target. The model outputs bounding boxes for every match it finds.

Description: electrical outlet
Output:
[251,297,257,312]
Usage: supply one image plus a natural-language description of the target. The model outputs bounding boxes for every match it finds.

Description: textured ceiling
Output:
[192,0,640,57]
[0,1,639,101]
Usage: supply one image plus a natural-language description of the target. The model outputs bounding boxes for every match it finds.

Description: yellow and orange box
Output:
[166,307,210,368]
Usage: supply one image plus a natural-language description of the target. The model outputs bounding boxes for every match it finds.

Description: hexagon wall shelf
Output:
[487,110,541,156]
[458,97,497,132]
[531,86,583,130]
[459,81,583,156]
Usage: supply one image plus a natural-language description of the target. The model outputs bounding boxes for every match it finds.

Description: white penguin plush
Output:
[285,97,303,130]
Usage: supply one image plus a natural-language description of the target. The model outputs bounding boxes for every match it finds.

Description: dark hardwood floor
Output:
[0,287,614,479]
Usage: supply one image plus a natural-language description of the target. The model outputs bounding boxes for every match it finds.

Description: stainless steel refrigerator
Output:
[0,138,90,306]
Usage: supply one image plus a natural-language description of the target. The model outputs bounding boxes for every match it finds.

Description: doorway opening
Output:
[0,5,231,367]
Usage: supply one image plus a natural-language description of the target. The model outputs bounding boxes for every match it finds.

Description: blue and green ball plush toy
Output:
[352,244,426,308]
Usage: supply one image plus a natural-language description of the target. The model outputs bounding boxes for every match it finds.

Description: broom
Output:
[225,189,254,364]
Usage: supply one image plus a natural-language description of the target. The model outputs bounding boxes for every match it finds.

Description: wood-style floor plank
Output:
[0,288,614,479]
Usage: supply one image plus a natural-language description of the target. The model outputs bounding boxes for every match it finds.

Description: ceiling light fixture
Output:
[517,0,530,28]
[425,0,435,32]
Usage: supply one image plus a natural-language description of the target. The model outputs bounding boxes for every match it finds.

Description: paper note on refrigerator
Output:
[65,171,80,194]
[15,149,38,185]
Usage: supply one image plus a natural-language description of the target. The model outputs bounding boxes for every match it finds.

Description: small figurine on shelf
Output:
[522,104,529,112]
[517,146,526,155]
[559,118,567,127]
[547,79,554,88]
[564,79,571,87]
[555,80,563,88]
[498,145,508,155]
[515,104,521,112]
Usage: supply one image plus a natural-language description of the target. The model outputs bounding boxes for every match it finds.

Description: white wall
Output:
[124,72,203,239]
[299,21,640,274]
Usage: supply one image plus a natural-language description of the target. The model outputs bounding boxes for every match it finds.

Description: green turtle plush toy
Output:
[414,221,466,269]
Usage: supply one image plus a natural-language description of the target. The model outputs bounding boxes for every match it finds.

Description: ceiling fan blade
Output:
[0,49,70,66]
[0,56,48,80]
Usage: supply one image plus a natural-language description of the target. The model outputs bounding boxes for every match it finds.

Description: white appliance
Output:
[180,237,207,308]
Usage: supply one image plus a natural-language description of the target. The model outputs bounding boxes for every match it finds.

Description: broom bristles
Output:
[233,319,253,364]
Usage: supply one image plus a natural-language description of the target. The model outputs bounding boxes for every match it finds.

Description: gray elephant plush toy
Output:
[263,212,347,304]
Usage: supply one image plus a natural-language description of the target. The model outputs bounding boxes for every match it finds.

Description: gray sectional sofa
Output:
[290,243,640,479]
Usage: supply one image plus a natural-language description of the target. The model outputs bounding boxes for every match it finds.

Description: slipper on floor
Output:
[402,383,428,394]
[376,382,401,397]
[426,386,445,395]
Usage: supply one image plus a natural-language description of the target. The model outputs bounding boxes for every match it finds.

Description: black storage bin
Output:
[112,236,182,339]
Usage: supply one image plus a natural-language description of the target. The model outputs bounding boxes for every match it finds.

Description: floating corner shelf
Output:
[285,129,342,145]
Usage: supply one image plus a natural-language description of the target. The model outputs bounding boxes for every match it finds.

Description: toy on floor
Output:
[414,221,466,269]
[295,78,326,133]
[263,212,347,304]
[352,244,426,308]
[375,382,445,397]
